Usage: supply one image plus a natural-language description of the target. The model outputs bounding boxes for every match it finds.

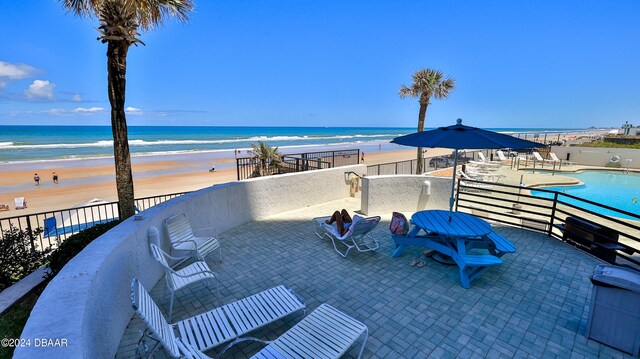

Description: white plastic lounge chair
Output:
[532,151,554,164]
[14,197,27,210]
[478,152,502,165]
[550,152,573,165]
[460,170,504,183]
[496,150,509,162]
[131,278,306,358]
[149,243,219,321]
[315,215,381,257]
[166,214,221,262]
[177,303,368,359]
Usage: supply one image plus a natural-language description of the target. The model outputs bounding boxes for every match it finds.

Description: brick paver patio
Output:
[116,197,633,358]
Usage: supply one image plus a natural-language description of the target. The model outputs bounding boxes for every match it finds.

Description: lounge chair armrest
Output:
[173,269,217,279]
[171,238,202,251]
[161,251,194,262]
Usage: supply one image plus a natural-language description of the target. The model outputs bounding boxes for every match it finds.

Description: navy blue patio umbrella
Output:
[391,118,541,220]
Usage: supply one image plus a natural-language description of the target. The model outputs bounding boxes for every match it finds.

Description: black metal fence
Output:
[0,191,189,251]
[366,151,482,176]
[455,179,640,269]
[236,149,360,180]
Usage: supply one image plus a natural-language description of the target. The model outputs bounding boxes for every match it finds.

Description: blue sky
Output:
[0,0,638,128]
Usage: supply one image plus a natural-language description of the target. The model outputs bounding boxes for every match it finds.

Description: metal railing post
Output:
[548,192,559,237]
[26,216,36,251]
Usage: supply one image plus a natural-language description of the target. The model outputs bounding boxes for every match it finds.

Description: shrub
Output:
[0,226,50,291]
[47,220,121,278]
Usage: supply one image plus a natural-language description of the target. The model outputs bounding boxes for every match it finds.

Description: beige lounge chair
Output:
[550,152,573,166]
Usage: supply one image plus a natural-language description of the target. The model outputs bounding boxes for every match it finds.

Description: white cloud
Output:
[25,80,55,100]
[73,107,105,114]
[41,108,66,116]
[0,61,37,80]
[71,94,82,102]
[125,106,143,115]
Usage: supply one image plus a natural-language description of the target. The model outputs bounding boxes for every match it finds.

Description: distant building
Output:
[605,121,640,145]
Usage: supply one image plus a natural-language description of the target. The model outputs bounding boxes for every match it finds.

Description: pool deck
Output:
[116,197,635,358]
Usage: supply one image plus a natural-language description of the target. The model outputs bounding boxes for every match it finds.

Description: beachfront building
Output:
[14,162,640,358]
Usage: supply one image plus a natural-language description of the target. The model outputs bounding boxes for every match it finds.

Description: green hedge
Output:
[47,220,122,277]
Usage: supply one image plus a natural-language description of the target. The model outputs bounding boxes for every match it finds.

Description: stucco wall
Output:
[551,146,640,168]
[16,164,366,359]
[361,175,452,215]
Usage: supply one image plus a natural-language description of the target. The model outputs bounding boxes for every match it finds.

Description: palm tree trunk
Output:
[107,41,136,219]
[416,102,428,174]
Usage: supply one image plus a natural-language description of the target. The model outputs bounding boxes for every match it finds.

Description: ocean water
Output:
[0,125,595,164]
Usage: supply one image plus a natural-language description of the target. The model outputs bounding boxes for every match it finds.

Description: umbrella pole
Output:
[449,149,459,221]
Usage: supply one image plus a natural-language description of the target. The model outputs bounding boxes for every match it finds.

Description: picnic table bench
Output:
[391,210,515,288]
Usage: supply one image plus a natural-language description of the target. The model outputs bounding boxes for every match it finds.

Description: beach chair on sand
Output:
[176,303,369,359]
[165,214,221,263]
[313,215,381,257]
[149,243,219,321]
[131,278,308,359]
[14,197,27,210]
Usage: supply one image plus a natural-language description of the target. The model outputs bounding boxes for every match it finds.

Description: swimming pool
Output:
[530,171,640,220]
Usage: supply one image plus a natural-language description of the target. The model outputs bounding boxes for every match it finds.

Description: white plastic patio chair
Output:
[131,278,306,358]
[176,303,368,359]
[149,243,219,321]
[165,214,221,263]
[316,215,381,257]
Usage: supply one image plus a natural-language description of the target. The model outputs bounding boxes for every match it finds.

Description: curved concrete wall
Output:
[361,175,452,215]
[16,164,366,359]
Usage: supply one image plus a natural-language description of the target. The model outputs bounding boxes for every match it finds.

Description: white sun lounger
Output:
[131,278,307,358]
[460,170,505,183]
[478,152,502,165]
[166,214,221,262]
[314,215,381,257]
[176,303,369,359]
[550,152,573,165]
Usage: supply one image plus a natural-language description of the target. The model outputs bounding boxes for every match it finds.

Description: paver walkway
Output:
[117,198,633,358]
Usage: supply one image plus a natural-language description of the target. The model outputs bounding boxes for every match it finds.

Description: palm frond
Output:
[398,85,417,98]
[434,78,456,99]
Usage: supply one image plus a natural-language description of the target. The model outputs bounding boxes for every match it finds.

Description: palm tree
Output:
[399,69,455,174]
[61,0,194,219]
[251,141,283,177]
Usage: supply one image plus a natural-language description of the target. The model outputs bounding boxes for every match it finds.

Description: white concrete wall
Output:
[16,164,366,359]
[551,146,640,168]
[361,175,452,215]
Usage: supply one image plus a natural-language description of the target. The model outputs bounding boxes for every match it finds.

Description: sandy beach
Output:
[0,147,454,217]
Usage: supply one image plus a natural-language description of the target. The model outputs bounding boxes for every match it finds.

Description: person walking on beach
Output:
[53,172,59,184]
[361,152,365,163]
[34,173,40,186]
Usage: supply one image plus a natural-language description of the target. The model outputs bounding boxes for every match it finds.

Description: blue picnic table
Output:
[392,210,515,288]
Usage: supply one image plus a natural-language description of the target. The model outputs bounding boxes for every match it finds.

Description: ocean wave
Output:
[0,134,405,150]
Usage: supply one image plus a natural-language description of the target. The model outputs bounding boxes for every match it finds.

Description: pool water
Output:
[530,171,640,220]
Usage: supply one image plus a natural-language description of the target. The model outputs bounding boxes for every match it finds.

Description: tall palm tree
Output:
[251,141,283,177]
[61,0,194,219]
[399,69,455,174]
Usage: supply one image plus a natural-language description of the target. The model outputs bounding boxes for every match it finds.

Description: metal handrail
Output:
[456,178,639,268]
